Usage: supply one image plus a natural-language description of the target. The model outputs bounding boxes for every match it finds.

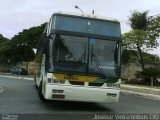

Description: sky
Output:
[0,0,160,55]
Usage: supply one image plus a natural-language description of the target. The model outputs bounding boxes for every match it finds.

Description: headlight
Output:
[107,83,120,89]
[47,78,65,84]
[53,79,65,84]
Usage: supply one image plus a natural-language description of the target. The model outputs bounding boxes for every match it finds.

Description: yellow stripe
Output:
[53,73,98,82]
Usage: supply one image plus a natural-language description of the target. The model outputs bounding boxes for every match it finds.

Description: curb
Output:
[121,84,160,91]
[121,84,160,96]
[0,75,33,81]
[121,89,160,100]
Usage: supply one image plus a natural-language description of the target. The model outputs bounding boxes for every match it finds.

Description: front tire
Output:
[38,81,48,103]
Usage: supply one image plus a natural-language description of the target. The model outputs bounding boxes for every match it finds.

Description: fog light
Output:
[107,93,117,97]
[107,83,120,89]
[52,89,64,93]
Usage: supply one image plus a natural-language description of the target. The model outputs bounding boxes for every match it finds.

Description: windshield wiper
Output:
[91,45,106,78]
[78,44,86,63]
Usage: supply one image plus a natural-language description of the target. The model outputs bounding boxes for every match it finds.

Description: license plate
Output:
[52,89,64,93]
[52,94,65,99]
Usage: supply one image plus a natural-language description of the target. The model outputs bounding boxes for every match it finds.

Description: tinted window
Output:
[88,38,119,77]
[52,16,121,37]
[53,35,88,73]
[51,34,120,77]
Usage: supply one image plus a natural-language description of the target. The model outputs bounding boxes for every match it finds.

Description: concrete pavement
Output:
[0,73,33,93]
[0,87,3,93]
[121,84,160,100]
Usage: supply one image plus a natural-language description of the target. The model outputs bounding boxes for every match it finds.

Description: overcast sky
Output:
[0,0,160,54]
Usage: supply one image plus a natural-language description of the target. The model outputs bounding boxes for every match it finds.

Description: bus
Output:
[34,12,121,103]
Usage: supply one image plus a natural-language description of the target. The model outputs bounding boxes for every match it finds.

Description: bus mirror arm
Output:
[47,33,55,39]
[47,35,51,39]
[43,38,49,53]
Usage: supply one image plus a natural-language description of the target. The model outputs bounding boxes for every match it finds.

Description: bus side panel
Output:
[34,51,43,87]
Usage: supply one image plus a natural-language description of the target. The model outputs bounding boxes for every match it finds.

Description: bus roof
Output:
[52,11,119,23]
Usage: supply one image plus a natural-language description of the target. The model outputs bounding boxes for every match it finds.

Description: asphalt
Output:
[0,86,3,93]
[121,84,160,100]
[0,72,160,100]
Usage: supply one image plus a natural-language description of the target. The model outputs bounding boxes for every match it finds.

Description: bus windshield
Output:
[52,34,120,78]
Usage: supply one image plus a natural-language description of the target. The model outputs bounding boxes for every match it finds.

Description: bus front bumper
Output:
[44,84,120,103]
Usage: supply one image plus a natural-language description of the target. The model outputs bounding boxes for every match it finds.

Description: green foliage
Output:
[11,23,47,49]
[0,34,10,63]
[123,10,160,70]
[0,23,46,64]
[136,68,160,83]
[147,16,160,44]
[129,10,149,30]
[121,49,129,63]
[122,30,147,69]
[121,49,159,63]
[0,38,35,64]
[6,23,47,63]
[141,68,160,77]
[122,29,149,50]
[0,34,9,44]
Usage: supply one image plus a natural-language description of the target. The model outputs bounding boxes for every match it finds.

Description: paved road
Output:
[0,77,160,119]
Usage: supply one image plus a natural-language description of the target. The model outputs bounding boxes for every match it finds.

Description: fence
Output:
[121,63,160,80]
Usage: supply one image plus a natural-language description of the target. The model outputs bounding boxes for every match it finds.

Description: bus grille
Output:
[69,81,104,87]
[89,82,103,87]
[69,81,84,86]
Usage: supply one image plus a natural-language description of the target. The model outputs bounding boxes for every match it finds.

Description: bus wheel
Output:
[38,81,48,103]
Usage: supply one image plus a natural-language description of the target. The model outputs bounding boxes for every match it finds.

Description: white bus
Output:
[34,12,121,103]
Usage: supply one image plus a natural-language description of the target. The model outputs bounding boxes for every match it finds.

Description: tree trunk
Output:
[151,77,154,87]
[137,46,144,70]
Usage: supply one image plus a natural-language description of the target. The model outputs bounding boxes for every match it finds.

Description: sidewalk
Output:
[121,84,160,100]
[0,72,33,80]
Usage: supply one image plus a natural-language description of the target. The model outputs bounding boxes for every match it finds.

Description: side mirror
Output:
[33,48,37,54]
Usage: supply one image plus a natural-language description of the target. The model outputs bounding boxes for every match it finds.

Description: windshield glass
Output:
[53,35,88,74]
[89,38,119,77]
[52,34,120,77]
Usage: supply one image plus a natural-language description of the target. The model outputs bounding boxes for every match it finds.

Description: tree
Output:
[122,29,148,69]
[0,34,9,64]
[129,11,149,30]
[136,68,160,85]
[123,11,159,70]
[0,34,9,44]
[121,49,159,63]
[147,16,160,45]
[11,23,47,49]
[8,23,47,63]
[0,23,47,71]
